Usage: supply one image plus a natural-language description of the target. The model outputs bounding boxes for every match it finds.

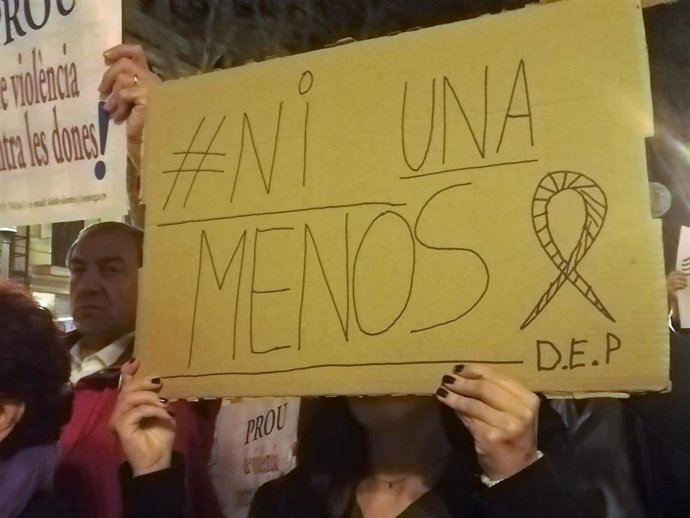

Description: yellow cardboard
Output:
[137,0,668,398]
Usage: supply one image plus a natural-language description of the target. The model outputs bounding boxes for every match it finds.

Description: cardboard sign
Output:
[137,0,668,398]
[0,0,126,226]
[209,398,299,518]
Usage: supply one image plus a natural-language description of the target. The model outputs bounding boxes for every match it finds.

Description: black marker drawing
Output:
[521,171,615,330]
[162,116,227,210]
[188,229,247,367]
[352,211,416,336]
[401,78,436,172]
[164,358,525,380]
[230,103,284,203]
[411,183,489,333]
[496,59,533,154]
[442,69,488,162]
[298,216,350,350]
[250,227,293,355]
[299,71,313,187]
[400,61,535,181]
[399,158,538,181]
[298,71,314,95]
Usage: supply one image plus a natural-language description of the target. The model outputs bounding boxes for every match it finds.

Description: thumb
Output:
[120,358,139,386]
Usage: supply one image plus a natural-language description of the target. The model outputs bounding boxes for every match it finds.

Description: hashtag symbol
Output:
[162,116,227,210]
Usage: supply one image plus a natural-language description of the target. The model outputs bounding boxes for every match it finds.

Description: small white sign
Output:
[209,398,299,518]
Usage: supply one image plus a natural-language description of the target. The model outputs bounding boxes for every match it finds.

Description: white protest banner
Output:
[0,0,127,226]
[210,398,299,518]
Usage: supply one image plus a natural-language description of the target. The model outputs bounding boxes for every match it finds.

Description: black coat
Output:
[249,402,603,518]
[19,492,74,518]
[249,456,597,518]
[626,330,690,518]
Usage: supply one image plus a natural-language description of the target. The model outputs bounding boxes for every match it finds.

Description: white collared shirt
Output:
[70,331,134,384]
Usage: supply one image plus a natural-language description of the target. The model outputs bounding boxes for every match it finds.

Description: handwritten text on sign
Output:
[138,0,668,398]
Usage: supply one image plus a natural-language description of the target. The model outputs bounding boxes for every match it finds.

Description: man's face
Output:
[68,231,139,345]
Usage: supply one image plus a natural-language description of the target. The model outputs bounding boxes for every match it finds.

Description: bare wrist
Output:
[131,454,172,477]
[480,450,543,487]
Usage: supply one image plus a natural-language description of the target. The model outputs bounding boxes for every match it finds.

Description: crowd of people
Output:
[0,43,689,518]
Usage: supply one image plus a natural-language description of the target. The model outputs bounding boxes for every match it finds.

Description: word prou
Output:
[244,401,289,444]
[1,0,75,45]
[536,333,622,371]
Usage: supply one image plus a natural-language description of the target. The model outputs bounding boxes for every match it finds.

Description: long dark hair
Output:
[0,279,71,459]
[250,395,574,518]
[291,396,478,518]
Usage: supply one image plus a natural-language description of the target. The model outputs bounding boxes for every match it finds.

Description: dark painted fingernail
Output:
[436,387,449,398]
[151,377,161,384]
[159,398,168,404]
[167,410,176,418]
[127,357,136,364]
[442,375,455,384]
[453,364,465,374]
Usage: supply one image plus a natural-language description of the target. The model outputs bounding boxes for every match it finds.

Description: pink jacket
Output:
[56,341,222,518]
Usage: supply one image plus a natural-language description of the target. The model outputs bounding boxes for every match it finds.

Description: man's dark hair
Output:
[66,221,144,267]
[0,279,71,459]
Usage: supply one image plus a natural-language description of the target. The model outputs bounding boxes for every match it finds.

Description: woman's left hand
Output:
[109,359,175,476]
[436,364,540,481]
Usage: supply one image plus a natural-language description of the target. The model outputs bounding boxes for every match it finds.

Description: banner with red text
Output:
[0,0,127,226]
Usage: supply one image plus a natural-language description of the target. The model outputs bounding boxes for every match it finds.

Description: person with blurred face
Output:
[0,277,185,518]
[57,222,222,518]
[100,38,600,518]
[0,279,71,518]
[110,362,604,518]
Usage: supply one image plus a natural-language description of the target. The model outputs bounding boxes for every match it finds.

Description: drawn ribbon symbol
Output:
[521,171,615,330]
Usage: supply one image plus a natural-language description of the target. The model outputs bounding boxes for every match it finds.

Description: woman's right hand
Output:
[666,270,688,326]
[110,359,175,476]
[667,270,688,298]
[99,44,161,171]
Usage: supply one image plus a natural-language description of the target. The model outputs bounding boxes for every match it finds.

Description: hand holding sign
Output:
[667,270,688,295]
[437,364,540,481]
[110,359,175,476]
[100,44,161,170]
[674,227,690,328]
[666,269,688,327]
[680,256,690,274]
